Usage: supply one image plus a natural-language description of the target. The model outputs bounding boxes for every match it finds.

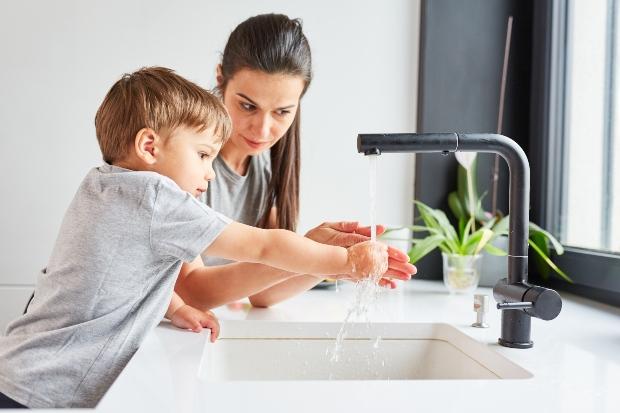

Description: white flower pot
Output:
[441,253,482,294]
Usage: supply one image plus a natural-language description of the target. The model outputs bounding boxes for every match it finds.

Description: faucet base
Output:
[498,337,533,349]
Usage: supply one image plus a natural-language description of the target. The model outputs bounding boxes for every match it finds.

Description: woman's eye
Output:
[241,102,255,111]
[199,153,211,160]
[276,109,291,117]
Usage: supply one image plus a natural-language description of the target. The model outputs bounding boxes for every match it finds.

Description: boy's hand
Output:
[169,304,220,342]
[306,221,416,281]
[345,241,389,279]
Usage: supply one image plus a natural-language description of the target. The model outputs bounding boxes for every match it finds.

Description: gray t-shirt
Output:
[202,151,271,265]
[0,164,230,408]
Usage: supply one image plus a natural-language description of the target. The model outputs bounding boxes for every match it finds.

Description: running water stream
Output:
[329,155,382,364]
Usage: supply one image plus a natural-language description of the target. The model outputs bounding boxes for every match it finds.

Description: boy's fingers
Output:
[201,313,220,342]
[208,324,220,342]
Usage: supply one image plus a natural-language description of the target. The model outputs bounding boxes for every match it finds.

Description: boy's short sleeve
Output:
[150,178,231,262]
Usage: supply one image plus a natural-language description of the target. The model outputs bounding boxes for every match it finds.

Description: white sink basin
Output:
[198,321,532,381]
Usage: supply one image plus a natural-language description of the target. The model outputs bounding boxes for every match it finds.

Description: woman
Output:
[174,14,414,310]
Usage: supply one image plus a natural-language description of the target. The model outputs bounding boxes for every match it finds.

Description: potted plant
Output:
[448,152,571,285]
[382,152,571,294]
[403,199,507,294]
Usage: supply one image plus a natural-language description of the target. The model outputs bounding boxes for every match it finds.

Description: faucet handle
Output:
[523,286,562,321]
[496,301,533,310]
[496,286,562,321]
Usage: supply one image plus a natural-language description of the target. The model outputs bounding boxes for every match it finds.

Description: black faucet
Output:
[357,133,562,349]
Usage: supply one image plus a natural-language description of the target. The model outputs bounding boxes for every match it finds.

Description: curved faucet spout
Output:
[357,132,562,349]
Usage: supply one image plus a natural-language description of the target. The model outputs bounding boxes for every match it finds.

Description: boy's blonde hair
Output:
[95,67,232,164]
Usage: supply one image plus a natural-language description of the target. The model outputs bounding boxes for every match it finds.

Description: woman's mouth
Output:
[243,137,270,150]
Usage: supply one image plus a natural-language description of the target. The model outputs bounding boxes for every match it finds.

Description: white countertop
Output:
[97,279,620,413]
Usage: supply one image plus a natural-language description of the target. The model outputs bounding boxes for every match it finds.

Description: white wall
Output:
[0,0,420,332]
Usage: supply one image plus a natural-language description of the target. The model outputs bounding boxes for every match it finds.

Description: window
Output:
[532,0,620,306]
[563,0,620,252]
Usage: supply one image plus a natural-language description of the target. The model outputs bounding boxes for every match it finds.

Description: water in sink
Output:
[198,321,532,381]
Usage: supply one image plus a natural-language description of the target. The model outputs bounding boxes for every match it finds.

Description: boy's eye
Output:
[240,102,255,111]
[199,152,211,160]
[276,109,291,117]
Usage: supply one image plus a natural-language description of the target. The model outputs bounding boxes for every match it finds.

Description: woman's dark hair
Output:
[219,13,312,232]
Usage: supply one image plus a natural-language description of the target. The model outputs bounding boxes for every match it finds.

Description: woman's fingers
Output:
[385,258,416,280]
[339,233,370,247]
[320,221,360,233]
[378,278,397,289]
[383,269,412,280]
[387,245,409,262]
[354,224,386,237]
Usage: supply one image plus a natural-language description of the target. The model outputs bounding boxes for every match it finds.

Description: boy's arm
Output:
[165,292,186,319]
[174,258,304,311]
[204,222,386,277]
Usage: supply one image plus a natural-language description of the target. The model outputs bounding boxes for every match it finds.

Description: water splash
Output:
[329,155,384,366]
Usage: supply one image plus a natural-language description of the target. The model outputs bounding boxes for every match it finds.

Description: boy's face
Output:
[153,125,222,197]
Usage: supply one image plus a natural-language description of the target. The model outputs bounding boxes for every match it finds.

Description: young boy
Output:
[0,67,388,409]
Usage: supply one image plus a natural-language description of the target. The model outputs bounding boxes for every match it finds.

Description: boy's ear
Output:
[216,64,224,89]
[134,128,160,165]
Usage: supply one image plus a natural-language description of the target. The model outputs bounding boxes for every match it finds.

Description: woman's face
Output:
[221,68,306,156]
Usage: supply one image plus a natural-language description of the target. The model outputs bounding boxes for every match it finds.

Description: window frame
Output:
[530,0,620,307]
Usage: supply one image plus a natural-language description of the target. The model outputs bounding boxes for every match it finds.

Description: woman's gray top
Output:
[202,151,272,265]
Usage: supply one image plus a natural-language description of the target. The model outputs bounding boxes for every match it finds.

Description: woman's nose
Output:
[252,114,272,140]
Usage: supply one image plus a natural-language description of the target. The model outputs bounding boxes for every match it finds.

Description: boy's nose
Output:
[205,168,216,181]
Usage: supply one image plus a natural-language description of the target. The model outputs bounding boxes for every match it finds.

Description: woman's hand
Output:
[305,221,416,282]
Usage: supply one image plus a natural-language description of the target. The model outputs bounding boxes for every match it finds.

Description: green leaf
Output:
[473,229,494,255]
[415,201,441,230]
[434,209,459,243]
[409,234,447,263]
[528,239,573,283]
[529,231,550,279]
[405,225,441,234]
[529,222,564,255]
[415,201,460,252]
[448,191,466,221]
[461,217,474,250]
[380,227,404,236]
[458,217,467,242]
[483,243,507,256]
[460,228,493,255]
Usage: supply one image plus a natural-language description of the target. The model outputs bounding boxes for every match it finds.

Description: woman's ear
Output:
[216,64,224,89]
[134,128,160,165]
